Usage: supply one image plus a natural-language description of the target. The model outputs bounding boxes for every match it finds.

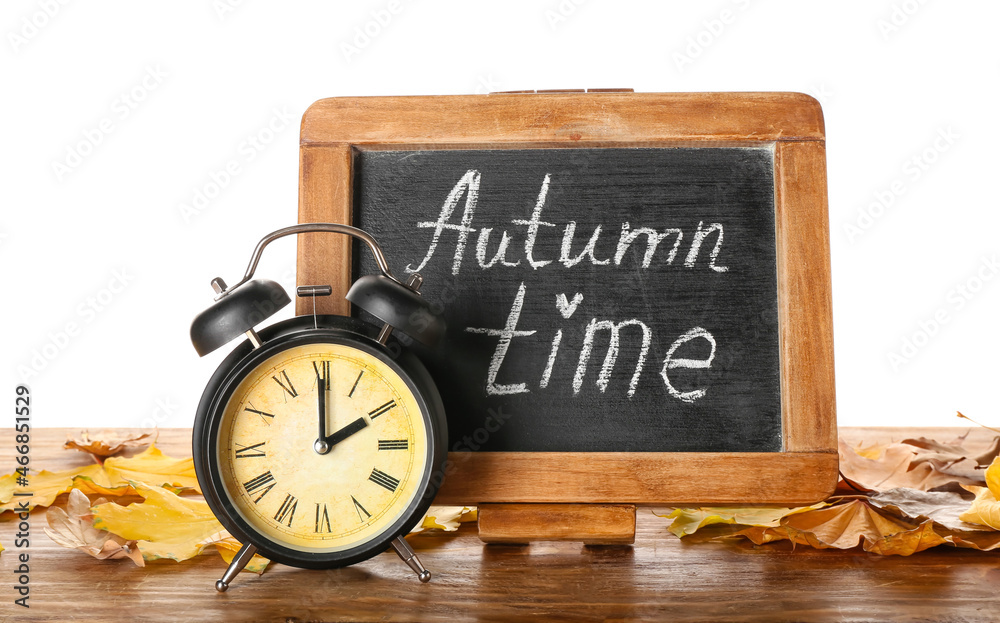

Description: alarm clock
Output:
[190,223,447,592]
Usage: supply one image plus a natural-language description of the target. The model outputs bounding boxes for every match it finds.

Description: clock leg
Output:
[215,543,259,592]
[390,536,431,583]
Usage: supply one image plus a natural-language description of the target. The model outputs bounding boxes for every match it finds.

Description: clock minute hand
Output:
[314,378,331,455]
[324,417,369,449]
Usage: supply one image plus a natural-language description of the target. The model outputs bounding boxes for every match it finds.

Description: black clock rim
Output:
[193,315,447,570]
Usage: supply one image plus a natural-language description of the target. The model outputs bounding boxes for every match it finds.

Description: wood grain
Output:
[478,504,636,545]
[435,451,838,505]
[774,140,837,453]
[296,144,353,317]
[300,92,825,145]
[1,427,997,623]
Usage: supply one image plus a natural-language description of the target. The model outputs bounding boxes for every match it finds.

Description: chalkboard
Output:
[352,148,781,453]
[297,93,837,505]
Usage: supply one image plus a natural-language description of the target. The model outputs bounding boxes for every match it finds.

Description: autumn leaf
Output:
[70,476,140,499]
[838,438,984,492]
[0,464,108,513]
[869,487,986,532]
[64,430,154,462]
[91,482,222,561]
[0,540,4,555]
[103,445,200,493]
[90,482,269,573]
[902,434,1000,468]
[410,506,478,533]
[1,443,197,514]
[214,537,270,574]
[958,456,1000,530]
[734,500,945,554]
[662,503,827,538]
[44,489,144,566]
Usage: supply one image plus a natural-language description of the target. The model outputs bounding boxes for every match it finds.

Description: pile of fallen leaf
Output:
[0,431,475,572]
[664,429,1000,555]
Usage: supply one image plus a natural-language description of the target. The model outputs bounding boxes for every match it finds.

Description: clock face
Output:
[215,341,429,553]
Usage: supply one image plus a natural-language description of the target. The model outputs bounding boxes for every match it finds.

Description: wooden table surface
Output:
[2,427,998,623]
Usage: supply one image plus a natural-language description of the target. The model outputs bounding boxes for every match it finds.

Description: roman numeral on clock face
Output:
[245,403,274,424]
[368,468,400,492]
[235,441,266,458]
[243,471,276,503]
[315,503,332,533]
[368,400,396,420]
[378,439,409,451]
[352,496,372,522]
[348,370,364,398]
[272,370,298,399]
[313,360,331,385]
[274,494,298,527]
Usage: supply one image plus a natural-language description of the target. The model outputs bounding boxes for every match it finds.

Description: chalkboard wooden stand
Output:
[297,91,836,545]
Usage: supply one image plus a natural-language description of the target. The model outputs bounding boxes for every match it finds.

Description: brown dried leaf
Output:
[735,500,923,551]
[43,489,143,566]
[901,434,1000,468]
[64,430,154,461]
[869,487,985,532]
[838,438,983,492]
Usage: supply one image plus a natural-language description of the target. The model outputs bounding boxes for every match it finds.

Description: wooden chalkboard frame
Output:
[297,92,837,505]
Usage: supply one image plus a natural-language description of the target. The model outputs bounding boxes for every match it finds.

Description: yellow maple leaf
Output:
[958,456,1000,530]
[410,506,478,533]
[214,538,270,574]
[103,445,200,493]
[91,482,221,561]
[662,503,827,538]
[70,477,140,498]
[0,464,108,513]
[90,482,269,573]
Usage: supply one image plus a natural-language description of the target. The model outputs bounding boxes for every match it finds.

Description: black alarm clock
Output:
[190,223,447,592]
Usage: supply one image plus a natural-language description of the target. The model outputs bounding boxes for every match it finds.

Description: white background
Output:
[2,0,997,430]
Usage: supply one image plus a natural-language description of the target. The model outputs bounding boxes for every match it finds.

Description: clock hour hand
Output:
[314,378,330,455]
[323,417,369,449]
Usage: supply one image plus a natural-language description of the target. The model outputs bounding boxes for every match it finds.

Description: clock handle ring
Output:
[214,223,404,301]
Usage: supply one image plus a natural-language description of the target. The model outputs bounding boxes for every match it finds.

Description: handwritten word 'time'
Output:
[406,170,730,276]
[466,283,717,403]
